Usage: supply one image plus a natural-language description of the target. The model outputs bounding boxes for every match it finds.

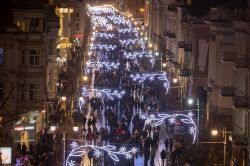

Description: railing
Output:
[178,41,185,48]
[234,57,248,69]
[220,87,234,96]
[220,52,235,62]
[184,44,192,52]
[233,96,248,108]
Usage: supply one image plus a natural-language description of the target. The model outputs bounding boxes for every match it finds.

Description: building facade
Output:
[0,0,59,149]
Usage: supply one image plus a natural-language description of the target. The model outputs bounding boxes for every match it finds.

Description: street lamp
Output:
[211,129,218,136]
[50,125,56,132]
[61,96,67,101]
[187,98,194,105]
[148,43,153,48]
[211,128,233,166]
[162,63,167,68]
[72,126,79,132]
[172,78,178,84]
[83,75,88,82]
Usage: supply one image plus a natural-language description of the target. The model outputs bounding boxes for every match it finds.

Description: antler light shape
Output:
[66,141,138,166]
[141,112,197,143]
[82,87,125,100]
[78,97,86,113]
[119,39,145,50]
[124,51,154,60]
[130,72,170,94]
[90,44,117,51]
[85,61,120,74]
[93,32,115,39]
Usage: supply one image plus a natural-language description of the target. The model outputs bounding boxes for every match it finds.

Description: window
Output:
[75,23,79,31]
[75,11,79,18]
[30,56,39,65]
[0,82,3,100]
[20,83,25,100]
[30,18,40,32]
[49,39,54,54]
[21,49,25,65]
[0,48,3,64]
[29,83,40,101]
[16,20,26,32]
[29,49,39,65]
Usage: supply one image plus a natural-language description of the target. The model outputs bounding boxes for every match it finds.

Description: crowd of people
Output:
[73,6,194,166]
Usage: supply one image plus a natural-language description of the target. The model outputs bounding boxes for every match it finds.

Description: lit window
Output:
[16,20,26,32]
[0,48,3,64]
[29,83,40,101]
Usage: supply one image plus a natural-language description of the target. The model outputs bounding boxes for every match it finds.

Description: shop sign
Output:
[0,147,12,165]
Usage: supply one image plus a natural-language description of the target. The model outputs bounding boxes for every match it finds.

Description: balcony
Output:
[184,44,192,52]
[220,86,234,97]
[17,33,43,41]
[220,52,235,63]
[234,57,249,69]
[179,69,192,77]
[233,96,248,108]
[168,3,176,11]
[163,31,176,38]
[178,41,185,48]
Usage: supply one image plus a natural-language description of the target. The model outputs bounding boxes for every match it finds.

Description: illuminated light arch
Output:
[124,51,154,60]
[130,72,170,94]
[90,44,117,52]
[66,141,137,166]
[78,97,86,113]
[119,39,145,50]
[82,87,125,100]
[85,61,120,74]
[141,112,197,143]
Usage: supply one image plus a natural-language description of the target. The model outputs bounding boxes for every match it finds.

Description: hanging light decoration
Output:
[66,141,138,166]
[85,61,120,74]
[82,87,125,100]
[130,72,170,94]
[124,51,154,60]
[141,112,197,143]
[90,44,117,51]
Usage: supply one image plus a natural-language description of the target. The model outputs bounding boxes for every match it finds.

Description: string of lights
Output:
[66,141,138,166]
[141,112,197,143]
[82,87,125,100]
[130,72,170,94]
[85,61,120,74]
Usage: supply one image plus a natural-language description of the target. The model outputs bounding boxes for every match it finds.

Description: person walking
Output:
[160,149,166,166]
[164,138,169,152]
[169,139,173,153]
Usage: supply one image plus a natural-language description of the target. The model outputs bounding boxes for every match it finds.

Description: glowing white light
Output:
[188,98,194,105]
[119,39,145,50]
[66,141,137,165]
[78,97,85,113]
[82,87,125,100]
[90,44,117,52]
[130,72,170,94]
[124,51,154,61]
[50,126,56,132]
[141,113,197,143]
[85,61,120,74]
[93,32,115,39]
[72,126,79,132]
